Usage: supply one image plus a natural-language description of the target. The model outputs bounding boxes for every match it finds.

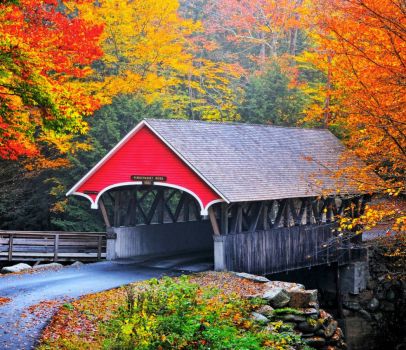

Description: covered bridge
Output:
[67,119,368,274]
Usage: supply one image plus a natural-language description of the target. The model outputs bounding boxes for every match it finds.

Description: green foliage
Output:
[102,276,307,350]
[0,95,169,231]
[239,63,308,126]
[0,160,57,230]
[250,297,268,307]
[63,303,75,311]
[306,318,318,326]
[272,308,305,316]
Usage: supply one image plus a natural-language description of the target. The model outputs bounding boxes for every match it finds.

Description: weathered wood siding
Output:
[223,223,337,274]
[108,221,212,260]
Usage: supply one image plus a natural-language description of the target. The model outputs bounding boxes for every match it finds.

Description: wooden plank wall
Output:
[0,231,106,262]
[223,223,339,275]
[112,221,213,259]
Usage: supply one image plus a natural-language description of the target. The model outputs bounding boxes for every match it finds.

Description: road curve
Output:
[0,252,213,350]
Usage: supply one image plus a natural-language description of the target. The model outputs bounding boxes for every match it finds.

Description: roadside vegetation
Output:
[38,273,311,350]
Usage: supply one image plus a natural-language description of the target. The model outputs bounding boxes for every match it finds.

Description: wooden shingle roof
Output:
[146,119,361,202]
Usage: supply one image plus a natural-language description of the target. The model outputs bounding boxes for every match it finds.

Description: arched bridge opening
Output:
[100,185,214,262]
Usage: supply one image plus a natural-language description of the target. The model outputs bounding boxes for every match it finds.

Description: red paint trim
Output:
[74,126,221,213]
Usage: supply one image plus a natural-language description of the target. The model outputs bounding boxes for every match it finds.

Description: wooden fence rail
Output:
[223,223,363,275]
[0,231,106,262]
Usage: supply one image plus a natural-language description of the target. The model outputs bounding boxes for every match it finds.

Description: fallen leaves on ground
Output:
[38,272,268,350]
[0,297,11,306]
[0,265,65,278]
[39,286,129,349]
[25,300,64,319]
[189,271,267,297]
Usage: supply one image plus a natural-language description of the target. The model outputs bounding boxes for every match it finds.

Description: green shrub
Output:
[102,276,310,350]
[63,303,74,311]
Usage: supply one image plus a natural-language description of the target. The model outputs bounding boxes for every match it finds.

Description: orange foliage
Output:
[204,0,304,63]
[300,0,405,231]
[0,297,11,306]
[0,0,103,161]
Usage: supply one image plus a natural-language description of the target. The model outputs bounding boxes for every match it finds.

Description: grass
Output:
[37,272,311,350]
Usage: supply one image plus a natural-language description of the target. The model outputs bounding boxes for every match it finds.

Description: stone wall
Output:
[236,272,347,350]
[340,235,406,350]
[267,234,406,350]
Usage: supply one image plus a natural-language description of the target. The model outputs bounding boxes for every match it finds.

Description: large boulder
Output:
[297,320,321,333]
[264,281,305,292]
[324,319,338,338]
[343,300,361,311]
[319,309,333,322]
[263,287,290,308]
[305,336,326,348]
[278,313,307,322]
[235,272,270,283]
[251,312,270,324]
[366,297,379,311]
[33,263,63,270]
[1,263,32,274]
[256,305,274,317]
[299,308,319,317]
[288,289,318,308]
[330,328,344,343]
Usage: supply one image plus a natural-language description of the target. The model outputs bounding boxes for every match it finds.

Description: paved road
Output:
[0,252,213,350]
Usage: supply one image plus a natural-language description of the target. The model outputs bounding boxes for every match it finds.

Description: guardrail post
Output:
[8,234,13,261]
[106,228,117,260]
[213,235,227,271]
[97,235,102,260]
[54,234,59,261]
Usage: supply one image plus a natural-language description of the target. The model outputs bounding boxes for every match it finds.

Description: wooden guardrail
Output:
[222,223,366,275]
[0,230,106,262]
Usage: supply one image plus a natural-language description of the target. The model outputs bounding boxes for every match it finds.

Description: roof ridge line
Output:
[145,118,331,132]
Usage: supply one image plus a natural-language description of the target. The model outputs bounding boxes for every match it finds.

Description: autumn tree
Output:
[183,0,312,124]
[202,0,306,69]
[0,0,103,161]
[77,0,241,121]
[299,0,406,231]
[0,95,170,231]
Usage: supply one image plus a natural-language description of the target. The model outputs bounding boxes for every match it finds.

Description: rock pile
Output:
[340,236,406,349]
[342,241,405,318]
[1,262,32,274]
[1,261,81,274]
[236,273,347,350]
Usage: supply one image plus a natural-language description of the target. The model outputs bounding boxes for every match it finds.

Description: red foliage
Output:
[0,0,103,161]
[0,297,11,306]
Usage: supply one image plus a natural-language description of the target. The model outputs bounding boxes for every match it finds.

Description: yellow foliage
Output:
[75,0,194,99]
[297,0,405,230]
[75,0,241,121]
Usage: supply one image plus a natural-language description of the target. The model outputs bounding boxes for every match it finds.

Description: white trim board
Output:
[78,181,221,216]
[66,119,228,204]
[66,120,147,196]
